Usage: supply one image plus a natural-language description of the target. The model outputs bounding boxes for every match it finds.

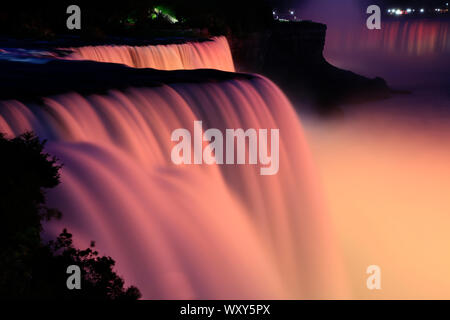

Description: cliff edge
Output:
[230,21,391,113]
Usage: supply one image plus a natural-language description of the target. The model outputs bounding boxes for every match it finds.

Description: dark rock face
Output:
[0,60,254,102]
[230,21,391,113]
[231,21,326,74]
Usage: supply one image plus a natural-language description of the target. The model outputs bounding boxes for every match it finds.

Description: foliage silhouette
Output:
[0,132,140,299]
[0,0,272,38]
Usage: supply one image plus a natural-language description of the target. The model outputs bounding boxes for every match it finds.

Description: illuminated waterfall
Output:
[0,34,348,299]
[325,20,450,56]
[298,0,449,56]
[0,74,348,299]
[66,36,235,72]
[364,21,450,56]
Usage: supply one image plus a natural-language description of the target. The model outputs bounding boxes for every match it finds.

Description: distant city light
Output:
[272,8,300,21]
[386,6,448,16]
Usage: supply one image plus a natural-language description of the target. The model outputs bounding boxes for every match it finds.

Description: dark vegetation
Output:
[0,0,273,39]
[0,132,140,299]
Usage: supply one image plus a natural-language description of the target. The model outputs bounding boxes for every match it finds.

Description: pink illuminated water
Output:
[298,1,450,57]
[66,36,235,72]
[0,75,348,299]
[325,20,450,57]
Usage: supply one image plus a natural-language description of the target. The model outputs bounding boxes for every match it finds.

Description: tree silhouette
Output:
[0,132,140,299]
[0,0,273,38]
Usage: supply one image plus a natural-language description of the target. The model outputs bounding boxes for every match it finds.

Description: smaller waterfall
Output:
[324,20,449,57]
[66,36,235,72]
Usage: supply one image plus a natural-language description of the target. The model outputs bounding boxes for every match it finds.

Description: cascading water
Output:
[327,20,450,56]
[0,75,348,299]
[65,36,235,72]
[0,33,350,298]
[297,0,450,56]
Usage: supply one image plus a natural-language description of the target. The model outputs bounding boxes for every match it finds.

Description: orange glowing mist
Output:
[303,92,450,299]
[65,36,235,72]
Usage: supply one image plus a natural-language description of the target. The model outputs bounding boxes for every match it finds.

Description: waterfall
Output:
[0,74,347,299]
[0,35,349,298]
[323,20,450,56]
[296,1,449,56]
[65,36,235,72]
[361,21,450,56]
